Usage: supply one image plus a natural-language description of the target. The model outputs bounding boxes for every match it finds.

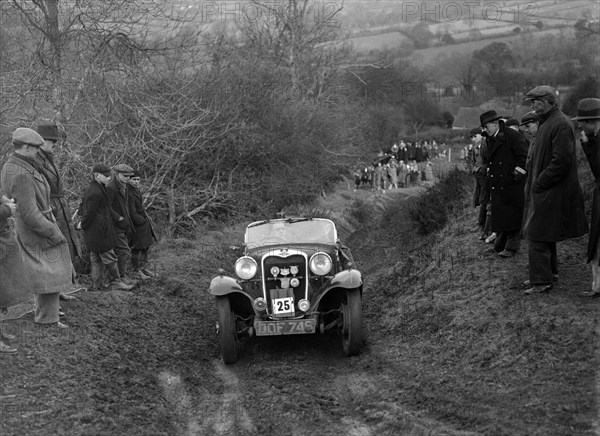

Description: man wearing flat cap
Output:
[519,111,540,143]
[107,163,136,284]
[79,164,134,292]
[0,128,73,328]
[521,86,588,294]
[469,127,489,239]
[573,98,600,297]
[479,109,529,258]
[36,124,83,295]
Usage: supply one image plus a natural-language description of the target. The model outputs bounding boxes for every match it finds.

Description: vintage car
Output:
[210,217,363,364]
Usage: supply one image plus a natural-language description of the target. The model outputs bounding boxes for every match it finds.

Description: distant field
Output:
[349,31,411,53]
[408,27,573,67]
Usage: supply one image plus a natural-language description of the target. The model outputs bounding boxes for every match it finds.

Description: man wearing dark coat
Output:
[128,170,157,279]
[574,98,600,298]
[106,163,135,282]
[36,124,82,301]
[480,110,529,258]
[80,164,133,292]
[1,128,73,327]
[522,86,588,294]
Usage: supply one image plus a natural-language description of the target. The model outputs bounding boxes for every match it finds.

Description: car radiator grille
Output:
[262,254,307,316]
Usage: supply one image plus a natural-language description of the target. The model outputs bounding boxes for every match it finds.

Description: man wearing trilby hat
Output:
[479,109,529,258]
[521,86,588,295]
[574,98,600,298]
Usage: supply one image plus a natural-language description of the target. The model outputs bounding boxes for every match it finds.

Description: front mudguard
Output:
[210,275,253,300]
[311,269,363,309]
[210,275,256,319]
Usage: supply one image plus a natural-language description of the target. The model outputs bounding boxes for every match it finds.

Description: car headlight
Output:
[309,252,332,276]
[235,256,258,280]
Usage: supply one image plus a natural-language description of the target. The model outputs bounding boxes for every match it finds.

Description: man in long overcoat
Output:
[522,86,588,294]
[107,163,135,281]
[128,170,157,279]
[0,128,73,327]
[574,98,600,298]
[35,124,82,267]
[480,110,529,258]
[80,164,134,292]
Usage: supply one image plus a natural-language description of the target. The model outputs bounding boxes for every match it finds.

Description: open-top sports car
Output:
[210,217,363,364]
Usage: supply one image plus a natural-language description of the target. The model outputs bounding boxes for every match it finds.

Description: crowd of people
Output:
[468,88,600,298]
[354,140,444,191]
[0,125,156,354]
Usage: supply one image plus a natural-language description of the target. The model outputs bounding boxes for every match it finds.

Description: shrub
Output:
[409,167,471,235]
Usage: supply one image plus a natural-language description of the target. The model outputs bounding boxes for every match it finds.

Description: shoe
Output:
[56,321,69,329]
[523,275,559,287]
[135,270,151,280]
[141,269,155,278]
[485,232,497,243]
[0,341,17,354]
[524,284,553,295]
[59,293,77,301]
[59,311,66,317]
[498,249,515,258]
[109,280,135,291]
[579,290,600,298]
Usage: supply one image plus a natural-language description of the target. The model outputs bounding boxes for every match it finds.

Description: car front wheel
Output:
[216,296,237,364]
[341,289,363,356]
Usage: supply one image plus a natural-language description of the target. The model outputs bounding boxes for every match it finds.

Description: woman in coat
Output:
[0,194,20,352]
[128,171,156,279]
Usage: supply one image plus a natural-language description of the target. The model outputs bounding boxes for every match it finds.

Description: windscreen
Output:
[246,219,337,247]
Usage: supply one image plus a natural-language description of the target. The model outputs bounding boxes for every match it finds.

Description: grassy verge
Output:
[358,168,599,435]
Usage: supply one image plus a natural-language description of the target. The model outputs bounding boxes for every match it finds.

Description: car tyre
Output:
[216,296,237,364]
[341,289,363,356]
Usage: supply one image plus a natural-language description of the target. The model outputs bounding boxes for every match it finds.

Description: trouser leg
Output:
[504,230,521,253]
[89,251,105,290]
[494,232,508,252]
[34,293,60,324]
[97,249,121,284]
[131,249,142,271]
[114,232,131,278]
[528,240,554,285]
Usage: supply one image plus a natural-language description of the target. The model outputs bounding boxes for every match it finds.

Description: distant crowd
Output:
[0,125,157,353]
[354,140,447,191]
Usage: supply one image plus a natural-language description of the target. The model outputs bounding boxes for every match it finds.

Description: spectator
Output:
[0,128,73,328]
[107,163,136,283]
[387,159,399,189]
[0,194,19,353]
[573,98,600,298]
[504,118,520,132]
[128,170,157,280]
[469,127,488,238]
[519,111,540,145]
[522,86,588,294]
[374,162,385,192]
[36,124,82,301]
[80,164,134,292]
[480,110,529,258]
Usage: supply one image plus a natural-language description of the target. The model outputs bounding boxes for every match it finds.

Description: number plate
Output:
[254,318,317,336]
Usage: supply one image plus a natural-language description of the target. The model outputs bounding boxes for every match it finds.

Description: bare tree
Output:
[237,0,351,102]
